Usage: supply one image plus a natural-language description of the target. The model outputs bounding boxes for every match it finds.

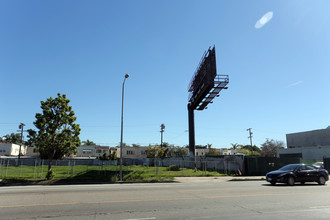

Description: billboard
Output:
[188,46,217,110]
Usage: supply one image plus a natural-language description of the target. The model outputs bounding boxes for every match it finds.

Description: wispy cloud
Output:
[255,12,273,29]
[287,81,303,88]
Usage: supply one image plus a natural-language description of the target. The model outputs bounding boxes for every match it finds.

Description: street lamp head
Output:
[125,74,130,78]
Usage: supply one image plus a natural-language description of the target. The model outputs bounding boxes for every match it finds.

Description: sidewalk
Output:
[174,176,265,183]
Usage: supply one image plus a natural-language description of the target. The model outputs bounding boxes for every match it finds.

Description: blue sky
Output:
[1,0,330,148]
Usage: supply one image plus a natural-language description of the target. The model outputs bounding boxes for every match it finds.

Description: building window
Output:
[127,150,134,155]
[96,150,102,153]
[141,151,146,155]
[83,150,92,154]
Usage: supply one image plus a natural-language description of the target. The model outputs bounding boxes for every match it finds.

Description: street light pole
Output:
[18,123,25,161]
[160,124,165,148]
[120,74,129,182]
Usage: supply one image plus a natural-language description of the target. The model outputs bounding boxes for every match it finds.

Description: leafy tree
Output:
[146,145,168,158]
[161,142,170,148]
[99,152,108,160]
[109,151,117,160]
[240,145,260,153]
[82,139,96,146]
[167,146,188,159]
[27,93,81,172]
[132,144,141,148]
[237,148,261,156]
[3,133,21,145]
[205,148,220,156]
[260,139,284,157]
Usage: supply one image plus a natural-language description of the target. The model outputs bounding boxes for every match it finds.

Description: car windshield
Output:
[279,164,299,171]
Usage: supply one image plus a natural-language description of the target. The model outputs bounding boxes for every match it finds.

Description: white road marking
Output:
[310,206,330,209]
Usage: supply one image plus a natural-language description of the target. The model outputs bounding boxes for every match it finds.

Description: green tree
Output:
[146,145,168,158]
[82,139,96,146]
[109,151,117,160]
[206,148,220,156]
[27,93,81,172]
[240,145,259,152]
[168,146,188,159]
[3,133,21,145]
[260,139,284,157]
[99,152,108,160]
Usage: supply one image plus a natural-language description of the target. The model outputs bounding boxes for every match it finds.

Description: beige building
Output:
[26,146,39,157]
[76,145,110,157]
[115,146,148,159]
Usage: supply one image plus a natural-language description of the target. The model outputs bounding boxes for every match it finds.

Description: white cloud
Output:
[255,12,273,29]
[287,81,303,88]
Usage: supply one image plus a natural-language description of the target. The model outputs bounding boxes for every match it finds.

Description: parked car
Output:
[266,164,329,186]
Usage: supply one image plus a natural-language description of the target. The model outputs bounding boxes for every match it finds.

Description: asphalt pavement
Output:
[2,177,329,219]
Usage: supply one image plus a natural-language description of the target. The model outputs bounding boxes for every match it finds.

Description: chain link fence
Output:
[0,156,243,180]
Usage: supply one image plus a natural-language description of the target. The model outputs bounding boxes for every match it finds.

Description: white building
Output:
[76,145,110,157]
[0,143,27,156]
[195,148,234,156]
[195,148,209,156]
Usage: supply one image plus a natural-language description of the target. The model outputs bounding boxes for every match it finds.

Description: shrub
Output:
[166,165,180,171]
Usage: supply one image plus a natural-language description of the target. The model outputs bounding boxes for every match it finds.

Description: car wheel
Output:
[287,177,295,186]
[318,176,326,185]
[271,181,276,186]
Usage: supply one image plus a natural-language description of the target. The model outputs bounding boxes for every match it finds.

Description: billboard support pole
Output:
[188,104,196,168]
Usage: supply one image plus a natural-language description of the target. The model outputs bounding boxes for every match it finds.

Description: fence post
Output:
[55,160,57,175]
[0,160,3,177]
[33,159,37,178]
[228,162,231,175]
[73,160,75,175]
[67,160,71,176]
[40,160,45,177]
[20,159,23,177]
[0,160,2,177]
[6,159,9,177]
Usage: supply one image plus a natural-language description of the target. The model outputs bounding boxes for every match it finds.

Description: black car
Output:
[266,164,329,186]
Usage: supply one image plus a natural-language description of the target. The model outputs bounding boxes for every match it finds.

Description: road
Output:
[1,178,330,219]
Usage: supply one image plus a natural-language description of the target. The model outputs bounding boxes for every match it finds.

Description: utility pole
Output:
[160,124,165,148]
[18,123,25,162]
[247,128,253,154]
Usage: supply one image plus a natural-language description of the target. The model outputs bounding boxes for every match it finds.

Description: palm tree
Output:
[82,139,96,146]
